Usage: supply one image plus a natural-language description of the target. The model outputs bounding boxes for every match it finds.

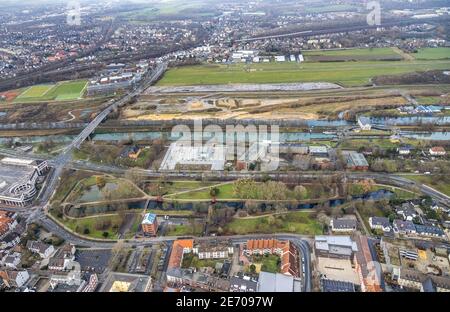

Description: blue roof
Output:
[142,213,157,224]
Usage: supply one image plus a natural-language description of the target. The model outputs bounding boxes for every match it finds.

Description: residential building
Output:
[398,269,450,292]
[0,232,20,250]
[26,241,54,258]
[330,217,357,232]
[369,217,391,232]
[243,239,300,276]
[48,244,76,271]
[141,213,158,236]
[0,270,29,288]
[193,241,234,260]
[396,202,419,221]
[257,272,302,292]
[415,224,446,238]
[0,210,18,239]
[429,146,446,156]
[398,146,412,155]
[1,252,21,269]
[393,220,417,235]
[353,235,383,292]
[79,273,98,292]
[358,117,372,131]
[166,267,231,291]
[167,239,194,270]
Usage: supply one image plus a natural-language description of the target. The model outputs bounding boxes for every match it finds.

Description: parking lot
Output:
[76,249,112,274]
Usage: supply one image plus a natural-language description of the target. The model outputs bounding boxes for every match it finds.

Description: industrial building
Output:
[342,151,369,170]
[160,143,226,171]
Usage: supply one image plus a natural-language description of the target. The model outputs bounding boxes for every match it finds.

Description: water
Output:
[77,182,119,203]
[370,116,450,126]
[400,131,450,141]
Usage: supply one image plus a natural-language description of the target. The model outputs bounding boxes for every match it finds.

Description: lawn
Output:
[224,211,323,235]
[63,215,122,239]
[412,48,450,60]
[250,254,281,274]
[182,252,221,269]
[157,60,450,87]
[49,80,87,100]
[145,181,218,196]
[16,85,55,98]
[166,222,203,236]
[405,175,450,197]
[13,80,87,103]
[65,175,144,204]
[168,183,236,200]
[303,48,402,62]
[340,138,399,150]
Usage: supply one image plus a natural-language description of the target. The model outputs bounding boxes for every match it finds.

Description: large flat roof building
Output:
[160,143,226,171]
[257,272,302,292]
[0,158,48,207]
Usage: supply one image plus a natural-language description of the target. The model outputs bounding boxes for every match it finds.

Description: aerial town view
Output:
[0,0,450,302]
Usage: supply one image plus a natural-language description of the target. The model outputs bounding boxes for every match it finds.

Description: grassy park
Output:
[224,211,323,235]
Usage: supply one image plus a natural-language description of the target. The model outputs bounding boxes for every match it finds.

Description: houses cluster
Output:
[368,201,448,240]
[165,238,303,292]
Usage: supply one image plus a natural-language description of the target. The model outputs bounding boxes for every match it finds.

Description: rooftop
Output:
[257,272,302,292]
[142,213,157,225]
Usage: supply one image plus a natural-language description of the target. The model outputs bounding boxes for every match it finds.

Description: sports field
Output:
[16,85,55,99]
[157,59,450,87]
[413,47,450,60]
[303,47,403,62]
[13,80,87,103]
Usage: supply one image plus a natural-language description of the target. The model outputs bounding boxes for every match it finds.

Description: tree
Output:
[249,264,256,274]
[293,185,308,200]
[102,232,109,238]
[209,187,220,197]
[96,176,106,189]
[125,168,143,186]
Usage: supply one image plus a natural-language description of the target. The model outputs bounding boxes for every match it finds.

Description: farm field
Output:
[12,80,87,103]
[157,60,450,87]
[303,47,403,62]
[412,48,450,60]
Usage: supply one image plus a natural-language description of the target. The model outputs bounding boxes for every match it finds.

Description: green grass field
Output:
[303,47,402,62]
[413,48,450,60]
[405,175,450,196]
[168,183,236,200]
[16,85,55,98]
[13,80,87,103]
[158,60,450,87]
[224,211,323,235]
